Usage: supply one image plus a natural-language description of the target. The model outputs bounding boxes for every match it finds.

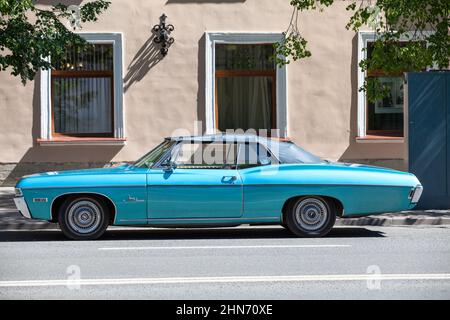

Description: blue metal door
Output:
[408,72,450,209]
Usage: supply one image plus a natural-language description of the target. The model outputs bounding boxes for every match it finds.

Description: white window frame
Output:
[40,33,124,143]
[357,31,433,139]
[205,32,288,137]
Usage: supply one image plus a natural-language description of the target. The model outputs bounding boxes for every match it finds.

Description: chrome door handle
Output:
[222,176,237,183]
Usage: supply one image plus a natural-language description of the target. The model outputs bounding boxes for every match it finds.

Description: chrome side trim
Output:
[21,183,413,190]
[147,184,242,187]
[119,217,280,222]
[21,185,144,190]
[145,183,412,188]
[13,197,32,219]
[241,183,414,188]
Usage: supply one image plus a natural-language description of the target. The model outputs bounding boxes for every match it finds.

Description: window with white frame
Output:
[357,31,430,139]
[205,33,287,137]
[40,33,124,143]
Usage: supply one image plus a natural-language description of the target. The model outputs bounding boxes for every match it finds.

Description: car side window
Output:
[169,142,238,169]
[237,143,274,169]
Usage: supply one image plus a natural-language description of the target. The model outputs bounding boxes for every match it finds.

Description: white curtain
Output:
[53,77,112,134]
[217,76,272,131]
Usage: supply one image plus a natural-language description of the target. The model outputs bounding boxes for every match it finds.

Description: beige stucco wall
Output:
[0,0,407,182]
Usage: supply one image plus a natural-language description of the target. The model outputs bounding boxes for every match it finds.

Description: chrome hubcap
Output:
[67,200,101,234]
[294,198,328,231]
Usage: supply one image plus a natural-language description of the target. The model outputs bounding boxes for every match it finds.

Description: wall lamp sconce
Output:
[152,14,175,56]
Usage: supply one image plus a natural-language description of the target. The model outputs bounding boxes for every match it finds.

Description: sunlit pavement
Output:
[0,225,450,299]
[1,187,450,231]
[1,188,450,299]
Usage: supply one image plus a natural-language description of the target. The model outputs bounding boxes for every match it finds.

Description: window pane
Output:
[55,44,113,71]
[276,141,324,164]
[53,77,112,135]
[217,76,273,131]
[237,143,272,168]
[134,140,175,168]
[215,44,275,70]
[172,142,237,168]
[367,77,404,133]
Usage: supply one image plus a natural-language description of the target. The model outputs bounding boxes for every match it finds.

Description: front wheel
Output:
[285,196,336,237]
[58,196,110,240]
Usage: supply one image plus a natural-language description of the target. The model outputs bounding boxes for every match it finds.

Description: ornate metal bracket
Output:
[152,14,175,56]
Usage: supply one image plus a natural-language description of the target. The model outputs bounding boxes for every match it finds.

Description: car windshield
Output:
[134,140,175,168]
[270,140,325,164]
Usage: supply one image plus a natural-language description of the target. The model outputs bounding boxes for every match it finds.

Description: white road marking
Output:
[1,274,450,287]
[97,244,351,251]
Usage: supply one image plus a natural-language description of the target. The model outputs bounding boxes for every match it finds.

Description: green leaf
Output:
[0,0,110,84]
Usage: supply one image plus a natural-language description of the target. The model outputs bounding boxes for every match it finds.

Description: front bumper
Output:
[13,197,32,219]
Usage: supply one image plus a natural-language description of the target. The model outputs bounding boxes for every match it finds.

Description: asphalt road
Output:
[0,225,450,299]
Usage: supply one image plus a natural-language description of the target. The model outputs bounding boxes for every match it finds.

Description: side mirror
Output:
[259,156,271,166]
[161,160,177,172]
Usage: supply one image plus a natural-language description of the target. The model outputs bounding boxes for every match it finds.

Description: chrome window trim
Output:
[236,141,279,169]
[153,141,241,170]
[152,141,180,169]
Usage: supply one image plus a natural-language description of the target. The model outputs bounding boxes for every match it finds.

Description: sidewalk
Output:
[1,187,449,231]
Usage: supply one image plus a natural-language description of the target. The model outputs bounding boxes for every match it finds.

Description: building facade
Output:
[0,0,408,186]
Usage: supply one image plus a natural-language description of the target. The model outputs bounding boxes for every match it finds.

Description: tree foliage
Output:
[278,0,449,101]
[0,0,110,84]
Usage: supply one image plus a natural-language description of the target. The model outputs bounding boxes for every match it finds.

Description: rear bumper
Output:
[13,197,32,219]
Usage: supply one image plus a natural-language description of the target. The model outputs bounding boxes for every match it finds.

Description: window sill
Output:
[37,137,127,146]
[356,135,404,143]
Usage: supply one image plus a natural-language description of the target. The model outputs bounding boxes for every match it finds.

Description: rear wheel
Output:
[285,196,336,237]
[58,196,109,240]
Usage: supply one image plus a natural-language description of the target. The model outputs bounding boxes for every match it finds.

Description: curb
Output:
[0,187,14,196]
[0,215,449,232]
[335,216,450,226]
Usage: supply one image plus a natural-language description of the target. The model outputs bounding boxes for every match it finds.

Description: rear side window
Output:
[237,143,276,168]
[276,141,324,164]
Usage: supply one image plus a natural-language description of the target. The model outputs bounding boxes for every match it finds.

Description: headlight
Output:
[410,185,423,204]
[14,188,23,197]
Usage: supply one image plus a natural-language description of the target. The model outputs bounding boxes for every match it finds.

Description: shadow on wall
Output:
[197,34,207,128]
[124,30,164,92]
[1,72,124,187]
[338,34,359,163]
[337,34,406,171]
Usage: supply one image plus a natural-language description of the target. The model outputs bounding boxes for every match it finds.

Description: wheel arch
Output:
[51,192,116,224]
[281,195,344,224]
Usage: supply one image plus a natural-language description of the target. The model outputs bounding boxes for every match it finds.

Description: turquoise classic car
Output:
[14,134,423,240]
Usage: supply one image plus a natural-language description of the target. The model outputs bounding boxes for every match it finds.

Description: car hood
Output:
[15,164,142,189]
[22,163,132,178]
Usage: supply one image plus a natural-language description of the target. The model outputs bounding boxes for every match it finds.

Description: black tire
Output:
[285,196,336,237]
[58,195,110,240]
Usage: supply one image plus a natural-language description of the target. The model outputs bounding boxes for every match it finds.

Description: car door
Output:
[237,142,282,220]
[147,141,243,219]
